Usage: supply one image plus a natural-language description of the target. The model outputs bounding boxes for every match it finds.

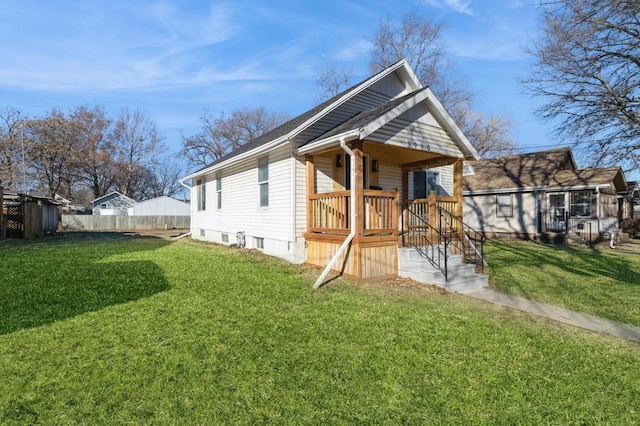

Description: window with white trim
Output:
[496,194,513,217]
[197,178,206,211]
[258,156,269,207]
[570,191,592,217]
[413,171,440,199]
[216,172,222,209]
[255,237,264,249]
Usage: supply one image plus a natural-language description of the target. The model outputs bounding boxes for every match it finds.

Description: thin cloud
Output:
[424,0,474,16]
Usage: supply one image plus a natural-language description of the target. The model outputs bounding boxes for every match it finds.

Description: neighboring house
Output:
[128,196,190,216]
[463,147,629,240]
[2,190,61,239]
[91,192,136,216]
[180,59,485,289]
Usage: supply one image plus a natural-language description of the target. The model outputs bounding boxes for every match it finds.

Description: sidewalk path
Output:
[466,288,640,343]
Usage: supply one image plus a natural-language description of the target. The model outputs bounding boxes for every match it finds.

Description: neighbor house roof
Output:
[90,191,136,206]
[549,167,628,192]
[463,147,575,193]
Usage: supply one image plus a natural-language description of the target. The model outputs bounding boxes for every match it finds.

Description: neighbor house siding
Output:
[463,191,538,238]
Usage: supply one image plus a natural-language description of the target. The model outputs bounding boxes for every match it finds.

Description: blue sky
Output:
[0,0,555,172]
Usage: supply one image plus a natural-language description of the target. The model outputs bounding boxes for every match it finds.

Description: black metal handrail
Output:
[437,206,486,274]
[402,208,450,281]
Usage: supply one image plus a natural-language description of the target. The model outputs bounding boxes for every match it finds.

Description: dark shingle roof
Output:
[550,167,627,192]
[192,60,409,175]
[463,147,573,192]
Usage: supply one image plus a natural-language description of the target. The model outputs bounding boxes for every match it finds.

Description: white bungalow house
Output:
[463,147,629,243]
[180,60,487,291]
[91,191,136,216]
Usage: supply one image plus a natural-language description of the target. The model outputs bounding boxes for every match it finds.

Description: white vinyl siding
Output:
[315,156,333,193]
[190,144,296,258]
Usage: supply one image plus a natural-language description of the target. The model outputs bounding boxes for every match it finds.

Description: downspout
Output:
[313,138,356,289]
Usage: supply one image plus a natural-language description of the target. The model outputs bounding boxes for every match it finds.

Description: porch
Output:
[303,142,476,282]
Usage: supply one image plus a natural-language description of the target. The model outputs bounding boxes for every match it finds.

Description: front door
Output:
[548,193,566,231]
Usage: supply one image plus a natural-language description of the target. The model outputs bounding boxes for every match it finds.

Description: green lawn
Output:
[1,234,639,424]
[486,240,640,328]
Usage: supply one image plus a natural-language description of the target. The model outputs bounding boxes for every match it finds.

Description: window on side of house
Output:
[496,193,513,217]
[258,156,269,207]
[216,172,222,210]
[570,191,592,217]
[197,178,206,211]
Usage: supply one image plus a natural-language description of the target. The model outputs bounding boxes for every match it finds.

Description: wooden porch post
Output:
[401,166,409,235]
[429,190,437,229]
[453,159,463,234]
[306,155,315,233]
[351,141,365,237]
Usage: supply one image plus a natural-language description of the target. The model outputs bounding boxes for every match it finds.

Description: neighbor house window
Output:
[197,178,206,211]
[216,172,222,209]
[258,156,269,207]
[413,171,440,199]
[496,194,513,217]
[570,191,592,217]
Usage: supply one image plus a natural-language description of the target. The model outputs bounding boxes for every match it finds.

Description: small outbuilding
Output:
[128,196,190,216]
[91,192,136,216]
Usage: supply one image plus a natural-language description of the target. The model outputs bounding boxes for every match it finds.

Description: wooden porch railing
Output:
[308,189,398,236]
[403,193,459,234]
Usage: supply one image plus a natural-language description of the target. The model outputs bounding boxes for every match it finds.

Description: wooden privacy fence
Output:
[62,215,190,231]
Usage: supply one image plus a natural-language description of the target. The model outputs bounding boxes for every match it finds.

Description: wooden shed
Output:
[2,191,61,239]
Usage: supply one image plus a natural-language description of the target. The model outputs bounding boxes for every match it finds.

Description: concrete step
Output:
[398,247,488,293]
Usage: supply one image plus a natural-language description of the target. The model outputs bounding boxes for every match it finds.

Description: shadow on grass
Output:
[487,240,640,296]
[0,233,172,335]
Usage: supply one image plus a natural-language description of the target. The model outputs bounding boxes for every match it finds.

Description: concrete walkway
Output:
[465,288,640,343]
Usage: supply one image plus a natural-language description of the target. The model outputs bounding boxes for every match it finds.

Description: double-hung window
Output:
[216,172,222,209]
[258,156,269,207]
[197,178,206,211]
[496,193,513,217]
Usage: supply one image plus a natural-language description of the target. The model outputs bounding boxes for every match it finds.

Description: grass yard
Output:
[1,233,640,424]
[486,240,640,328]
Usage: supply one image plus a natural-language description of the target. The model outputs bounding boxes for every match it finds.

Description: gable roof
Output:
[91,191,136,206]
[182,59,419,182]
[463,147,575,193]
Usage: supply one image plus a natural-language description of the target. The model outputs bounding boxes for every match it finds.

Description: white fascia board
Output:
[296,130,360,155]
[180,137,289,184]
[424,88,480,160]
[463,186,548,196]
[359,89,431,139]
[547,184,610,192]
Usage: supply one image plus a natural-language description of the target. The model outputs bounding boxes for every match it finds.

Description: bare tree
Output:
[23,109,78,198]
[138,159,185,199]
[316,62,353,101]
[111,107,163,198]
[0,107,23,189]
[522,0,640,170]
[180,107,289,168]
[368,11,515,157]
[459,112,517,159]
[69,105,117,199]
